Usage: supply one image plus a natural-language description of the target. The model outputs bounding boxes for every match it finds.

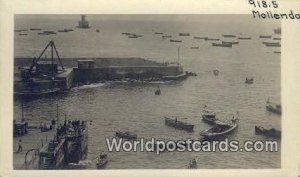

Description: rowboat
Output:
[155,86,161,95]
[200,118,239,139]
[116,131,137,140]
[202,110,218,124]
[205,38,220,41]
[255,126,281,139]
[164,117,194,132]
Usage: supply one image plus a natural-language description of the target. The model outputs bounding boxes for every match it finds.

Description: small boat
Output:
[38,32,50,35]
[162,35,172,38]
[190,47,199,49]
[202,109,218,124]
[19,33,28,36]
[238,37,251,40]
[43,30,56,34]
[200,117,239,139]
[170,39,182,42]
[155,86,161,95]
[274,27,281,34]
[255,126,281,139]
[212,42,232,47]
[164,117,194,132]
[205,38,220,41]
[266,99,281,115]
[128,35,138,38]
[222,34,236,38]
[265,43,281,47]
[30,28,41,31]
[179,33,190,36]
[155,32,163,34]
[222,41,239,45]
[116,131,137,140]
[193,36,207,39]
[122,32,131,35]
[185,71,197,76]
[96,153,108,169]
[213,69,219,76]
[274,51,281,54]
[96,29,100,32]
[245,77,254,84]
[273,37,281,40]
[262,41,280,45]
[259,35,272,38]
[14,29,27,32]
[188,158,197,169]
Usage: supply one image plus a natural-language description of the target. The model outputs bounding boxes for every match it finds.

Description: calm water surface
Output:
[14,15,281,169]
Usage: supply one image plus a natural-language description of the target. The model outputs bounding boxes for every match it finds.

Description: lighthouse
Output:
[78,15,90,29]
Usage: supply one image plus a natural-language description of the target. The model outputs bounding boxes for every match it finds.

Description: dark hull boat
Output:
[14,88,61,99]
[116,131,137,140]
[259,35,272,38]
[164,117,194,132]
[245,78,254,84]
[170,39,182,42]
[222,34,236,38]
[212,43,232,47]
[266,101,281,115]
[200,118,239,140]
[255,126,281,139]
[238,37,251,40]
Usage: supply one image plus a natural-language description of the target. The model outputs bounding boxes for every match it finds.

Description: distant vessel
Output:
[205,38,220,41]
[162,35,172,38]
[273,37,281,40]
[263,42,281,47]
[19,33,28,36]
[193,36,207,39]
[245,77,254,84]
[212,42,232,47]
[96,29,100,32]
[77,15,90,29]
[190,46,199,49]
[170,39,182,42]
[274,51,281,54]
[154,32,163,34]
[30,28,41,31]
[259,35,272,38]
[222,41,239,45]
[222,34,236,38]
[155,86,161,95]
[238,37,251,40]
[266,99,281,115]
[274,27,281,34]
[179,33,190,36]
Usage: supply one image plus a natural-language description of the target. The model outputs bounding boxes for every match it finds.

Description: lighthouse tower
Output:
[78,15,90,28]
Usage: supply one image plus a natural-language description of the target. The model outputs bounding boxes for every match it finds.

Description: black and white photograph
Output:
[13,14,281,169]
[1,0,300,177]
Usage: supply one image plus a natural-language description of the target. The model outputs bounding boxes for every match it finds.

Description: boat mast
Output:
[21,103,24,120]
[56,103,59,123]
[177,47,180,65]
